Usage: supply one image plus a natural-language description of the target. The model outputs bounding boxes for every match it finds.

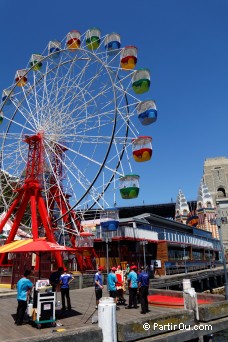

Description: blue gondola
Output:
[137,100,157,125]
[48,40,61,57]
[100,208,119,231]
[105,33,121,55]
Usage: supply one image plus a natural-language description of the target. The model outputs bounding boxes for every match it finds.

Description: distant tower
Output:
[203,156,228,246]
[175,190,190,224]
[197,179,219,239]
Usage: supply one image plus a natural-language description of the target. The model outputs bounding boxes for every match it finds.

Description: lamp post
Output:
[183,244,187,274]
[140,240,148,268]
[216,217,228,300]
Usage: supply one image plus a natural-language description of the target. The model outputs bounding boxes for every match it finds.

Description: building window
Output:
[217,187,226,198]
[206,201,211,208]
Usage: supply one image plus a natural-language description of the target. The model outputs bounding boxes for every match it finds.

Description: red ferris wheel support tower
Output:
[0,133,63,266]
[47,143,82,246]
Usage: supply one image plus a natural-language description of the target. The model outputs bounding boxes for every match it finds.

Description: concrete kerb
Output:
[198,300,228,322]
[5,326,103,342]
[117,309,195,342]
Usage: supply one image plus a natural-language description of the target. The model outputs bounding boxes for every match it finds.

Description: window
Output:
[217,187,226,198]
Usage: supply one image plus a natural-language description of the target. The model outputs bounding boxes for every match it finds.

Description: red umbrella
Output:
[0,238,76,253]
[0,238,76,278]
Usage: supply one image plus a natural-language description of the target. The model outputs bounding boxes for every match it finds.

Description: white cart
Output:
[30,280,56,329]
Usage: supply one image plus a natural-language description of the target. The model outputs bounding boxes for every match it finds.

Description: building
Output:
[203,157,228,247]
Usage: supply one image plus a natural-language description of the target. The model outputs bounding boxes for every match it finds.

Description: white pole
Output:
[98,297,117,342]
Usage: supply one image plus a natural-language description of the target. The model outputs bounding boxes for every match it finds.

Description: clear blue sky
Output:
[0,0,227,207]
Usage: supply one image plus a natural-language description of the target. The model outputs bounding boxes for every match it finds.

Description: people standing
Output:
[138,266,150,314]
[94,266,104,309]
[15,270,33,325]
[59,268,74,310]
[49,267,64,292]
[125,265,138,309]
[107,267,118,304]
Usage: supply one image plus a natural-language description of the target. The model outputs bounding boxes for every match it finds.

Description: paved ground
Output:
[0,286,176,342]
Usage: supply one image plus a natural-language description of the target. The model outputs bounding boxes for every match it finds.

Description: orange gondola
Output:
[132,136,152,162]
[15,69,28,87]
[120,46,137,70]
[66,30,81,50]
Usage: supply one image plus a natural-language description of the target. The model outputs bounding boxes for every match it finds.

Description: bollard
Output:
[98,297,117,342]
[183,287,199,321]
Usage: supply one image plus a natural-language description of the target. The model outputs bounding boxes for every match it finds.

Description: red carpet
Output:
[148,295,210,308]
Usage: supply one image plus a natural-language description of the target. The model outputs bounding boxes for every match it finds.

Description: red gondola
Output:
[120,46,137,70]
[15,69,28,87]
[66,30,81,50]
[132,136,152,162]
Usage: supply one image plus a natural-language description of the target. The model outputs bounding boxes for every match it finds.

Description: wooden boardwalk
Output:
[0,286,175,342]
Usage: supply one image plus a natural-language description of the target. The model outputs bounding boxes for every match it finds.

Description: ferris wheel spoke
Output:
[0,28,154,221]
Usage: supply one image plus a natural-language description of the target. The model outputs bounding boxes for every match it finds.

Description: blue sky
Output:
[0,0,227,207]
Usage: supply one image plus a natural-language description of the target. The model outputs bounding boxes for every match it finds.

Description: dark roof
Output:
[118,201,197,219]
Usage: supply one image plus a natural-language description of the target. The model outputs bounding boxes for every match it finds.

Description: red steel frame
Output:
[0,133,63,266]
[0,133,97,270]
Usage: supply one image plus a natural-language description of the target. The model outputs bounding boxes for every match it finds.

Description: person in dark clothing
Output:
[15,270,33,325]
[50,267,64,292]
[138,266,150,314]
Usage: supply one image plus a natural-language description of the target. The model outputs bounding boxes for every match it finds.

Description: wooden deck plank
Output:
[0,287,177,342]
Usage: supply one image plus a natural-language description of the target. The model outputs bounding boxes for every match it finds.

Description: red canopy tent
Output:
[0,238,76,279]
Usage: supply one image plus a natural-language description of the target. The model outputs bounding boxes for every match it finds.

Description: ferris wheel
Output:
[0,29,157,239]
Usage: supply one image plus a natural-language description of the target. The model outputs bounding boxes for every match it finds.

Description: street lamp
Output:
[140,240,148,268]
[105,233,112,274]
[216,217,228,300]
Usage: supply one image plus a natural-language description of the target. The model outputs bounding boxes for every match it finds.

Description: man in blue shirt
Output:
[107,267,117,303]
[59,268,74,310]
[125,265,138,309]
[15,270,33,325]
[94,266,104,309]
[138,266,150,314]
